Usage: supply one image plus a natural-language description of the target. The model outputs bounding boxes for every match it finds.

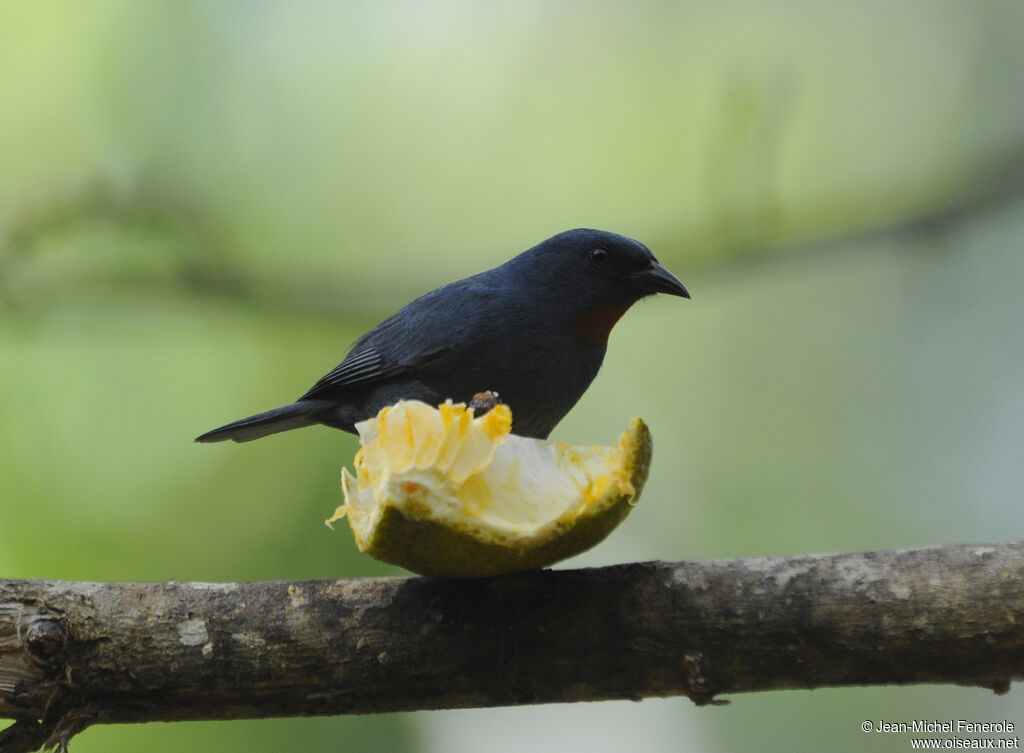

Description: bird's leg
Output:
[468,390,501,416]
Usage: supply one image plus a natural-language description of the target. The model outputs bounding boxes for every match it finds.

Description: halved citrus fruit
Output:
[326,399,651,578]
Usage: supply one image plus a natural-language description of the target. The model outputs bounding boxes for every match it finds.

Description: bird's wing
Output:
[297,292,461,401]
[298,277,497,401]
[298,341,451,400]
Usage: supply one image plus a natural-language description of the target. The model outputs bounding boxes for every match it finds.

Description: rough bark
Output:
[2,542,1022,752]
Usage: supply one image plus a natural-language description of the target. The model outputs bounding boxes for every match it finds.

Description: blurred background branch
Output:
[3,147,1024,318]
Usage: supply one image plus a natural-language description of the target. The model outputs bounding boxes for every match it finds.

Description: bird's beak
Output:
[630,261,690,298]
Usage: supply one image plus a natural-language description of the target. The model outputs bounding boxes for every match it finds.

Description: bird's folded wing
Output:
[298,342,451,400]
[299,281,485,401]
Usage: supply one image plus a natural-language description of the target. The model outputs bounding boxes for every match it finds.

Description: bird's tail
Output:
[195,401,327,443]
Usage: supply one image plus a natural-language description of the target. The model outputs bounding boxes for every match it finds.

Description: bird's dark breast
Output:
[313,304,610,439]
[428,335,605,439]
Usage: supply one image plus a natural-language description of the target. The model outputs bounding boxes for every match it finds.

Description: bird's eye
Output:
[588,248,610,268]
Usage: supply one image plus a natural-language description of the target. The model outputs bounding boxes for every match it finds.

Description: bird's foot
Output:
[468,390,502,416]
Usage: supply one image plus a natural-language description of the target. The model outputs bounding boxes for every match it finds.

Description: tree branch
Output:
[4,146,1024,320]
[2,542,1023,752]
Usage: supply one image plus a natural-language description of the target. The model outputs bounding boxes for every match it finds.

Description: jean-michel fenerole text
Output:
[871,720,1015,734]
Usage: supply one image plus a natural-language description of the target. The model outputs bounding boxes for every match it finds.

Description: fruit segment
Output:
[327,400,651,578]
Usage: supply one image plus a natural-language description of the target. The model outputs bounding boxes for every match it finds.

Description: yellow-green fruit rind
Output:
[350,418,652,578]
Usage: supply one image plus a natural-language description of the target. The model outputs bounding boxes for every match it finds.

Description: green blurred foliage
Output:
[2,2,1024,752]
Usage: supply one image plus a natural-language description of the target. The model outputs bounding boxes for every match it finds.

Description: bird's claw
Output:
[468,390,502,416]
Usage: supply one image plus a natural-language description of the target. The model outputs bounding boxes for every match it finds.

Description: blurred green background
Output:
[3,1,1024,751]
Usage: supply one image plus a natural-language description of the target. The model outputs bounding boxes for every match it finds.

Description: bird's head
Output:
[513,228,689,342]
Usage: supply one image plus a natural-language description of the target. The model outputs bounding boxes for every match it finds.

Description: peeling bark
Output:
[2,542,1023,752]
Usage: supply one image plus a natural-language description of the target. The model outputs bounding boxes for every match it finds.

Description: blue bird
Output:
[196,228,688,443]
